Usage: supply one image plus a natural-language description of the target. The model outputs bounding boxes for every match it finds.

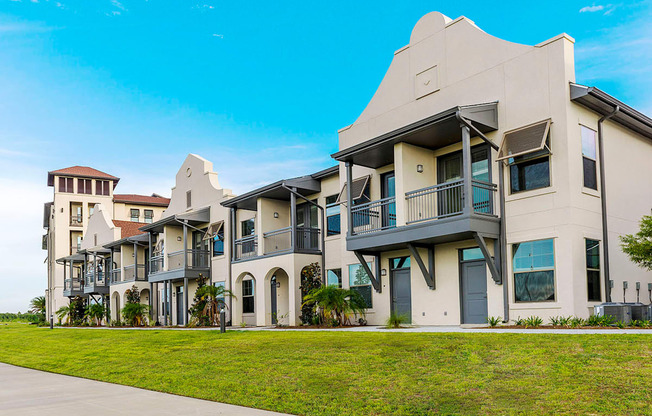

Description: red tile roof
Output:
[113,194,170,207]
[112,220,148,239]
[47,166,119,186]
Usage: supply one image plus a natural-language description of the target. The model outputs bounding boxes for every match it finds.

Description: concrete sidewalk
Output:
[0,363,290,416]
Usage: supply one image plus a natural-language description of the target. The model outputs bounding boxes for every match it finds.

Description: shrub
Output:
[570,317,585,328]
[302,285,367,327]
[299,263,322,325]
[122,303,149,327]
[189,275,234,327]
[385,313,409,329]
[524,316,543,328]
[549,316,561,326]
[514,317,525,326]
[486,316,502,327]
[615,321,627,329]
[587,314,614,327]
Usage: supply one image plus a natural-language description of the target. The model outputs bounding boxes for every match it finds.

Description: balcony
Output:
[148,249,210,283]
[63,277,84,297]
[70,214,83,227]
[110,268,122,284]
[83,270,108,294]
[234,227,321,261]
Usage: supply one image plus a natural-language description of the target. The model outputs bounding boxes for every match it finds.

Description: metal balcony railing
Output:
[235,235,258,260]
[70,214,83,227]
[167,249,210,271]
[350,196,396,235]
[84,270,106,287]
[471,180,497,215]
[110,268,122,284]
[295,227,320,251]
[149,254,164,274]
[123,264,146,281]
[263,227,291,255]
[64,277,82,292]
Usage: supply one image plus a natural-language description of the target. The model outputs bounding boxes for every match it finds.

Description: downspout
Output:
[228,208,234,325]
[499,162,508,322]
[281,184,326,284]
[598,105,620,302]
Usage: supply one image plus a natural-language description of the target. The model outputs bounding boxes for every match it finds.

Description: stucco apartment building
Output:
[43,166,169,318]
[45,12,652,326]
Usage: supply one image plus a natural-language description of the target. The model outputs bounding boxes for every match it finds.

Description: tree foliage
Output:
[302,285,367,327]
[85,303,106,326]
[122,285,148,326]
[189,276,234,327]
[29,296,46,323]
[620,215,652,271]
[299,263,322,325]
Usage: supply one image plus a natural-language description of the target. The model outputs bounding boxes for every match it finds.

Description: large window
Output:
[327,269,342,287]
[326,195,341,236]
[348,263,373,308]
[241,218,255,236]
[212,228,224,256]
[242,279,254,313]
[509,149,550,193]
[59,177,74,193]
[130,209,140,222]
[77,178,92,194]
[96,180,110,196]
[586,239,601,302]
[513,239,555,302]
[581,126,598,190]
[144,209,154,224]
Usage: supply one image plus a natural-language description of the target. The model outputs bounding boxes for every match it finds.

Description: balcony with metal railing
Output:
[70,214,83,227]
[123,264,147,282]
[63,277,84,296]
[148,249,210,283]
[83,269,108,294]
[234,227,321,261]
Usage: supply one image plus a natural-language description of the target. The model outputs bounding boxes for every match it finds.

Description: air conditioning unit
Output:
[628,304,649,321]
[594,303,632,324]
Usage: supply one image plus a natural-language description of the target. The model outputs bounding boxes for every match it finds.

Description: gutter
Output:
[598,105,620,302]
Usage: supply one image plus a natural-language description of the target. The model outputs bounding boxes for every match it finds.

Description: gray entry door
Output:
[391,268,412,323]
[461,261,488,324]
[270,276,277,325]
[176,286,184,326]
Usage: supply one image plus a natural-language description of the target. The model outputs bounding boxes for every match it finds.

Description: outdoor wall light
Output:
[276,282,281,288]
[381,269,387,276]
[274,212,279,218]
[416,164,424,173]
[177,236,182,242]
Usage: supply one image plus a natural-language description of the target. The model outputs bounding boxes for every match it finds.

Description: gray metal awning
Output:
[221,176,321,211]
[140,207,211,233]
[570,83,652,140]
[103,233,149,249]
[56,253,85,264]
[331,103,499,169]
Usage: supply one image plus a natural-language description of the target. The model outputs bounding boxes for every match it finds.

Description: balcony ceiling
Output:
[139,207,211,233]
[221,176,321,211]
[331,102,499,169]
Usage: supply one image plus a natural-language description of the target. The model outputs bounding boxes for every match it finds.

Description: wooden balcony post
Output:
[182,221,188,269]
[133,242,138,280]
[290,188,297,251]
[461,125,473,215]
[346,161,353,237]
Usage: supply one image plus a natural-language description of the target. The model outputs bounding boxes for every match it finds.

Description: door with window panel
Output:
[437,147,490,216]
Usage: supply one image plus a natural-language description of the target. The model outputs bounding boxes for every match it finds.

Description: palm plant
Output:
[29,296,46,322]
[85,303,105,326]
[189,284,234,326]
[302,286,367,327]
[122,303,149,327]
[56,305,71,325]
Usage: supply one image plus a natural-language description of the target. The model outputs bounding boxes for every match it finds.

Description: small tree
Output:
[29,296,46,323]
[85,303,105,326]
[620,215,652,271]
[299,263,322,325]
[188,274,209,326]
[56,305,71,325]
[68,296,87,324]
[302,286,367,327]
[122,285,148,326]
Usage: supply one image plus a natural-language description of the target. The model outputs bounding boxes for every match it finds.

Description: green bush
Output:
[615,321,626,329]
[385,313,409,329]
[570,317,585,328]
[524,316,543,328]
[514,317,525,326]
[587,314,614,327]
[486,316,502,327]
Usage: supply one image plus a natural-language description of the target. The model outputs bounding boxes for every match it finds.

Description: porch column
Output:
[290,188,297,251]
[184,277,189,326]
[163,280,168,326]
[93,252,97,284]
[461,125,473,215]
[345,161,353,237]
[183,221,188,269]
[230,208,236,262]
[83,254,87,287]
[168,280,173,325]
[133,242,138,280]
[69,260,74,289]
[149,281,153,324]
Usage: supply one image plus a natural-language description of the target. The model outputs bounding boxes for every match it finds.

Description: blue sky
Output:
[0,0,651,312]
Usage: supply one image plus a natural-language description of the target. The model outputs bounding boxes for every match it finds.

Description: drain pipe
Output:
[281,184,326,284]
[598,105,620,302]
[499,161,509,322]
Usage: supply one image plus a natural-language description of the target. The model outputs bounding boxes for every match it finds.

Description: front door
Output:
[192,230,209,268]
[270,275,277,325]
[176,286,184,325]
[295,202,319,250]
[390,257,411,323]
[437,146,490,216]
[460,259,488,324]
[381,172,396,229]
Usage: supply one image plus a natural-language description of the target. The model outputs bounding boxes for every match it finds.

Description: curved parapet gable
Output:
[81,204,119,250]
[340,11,576,150]
[164,154,233,216]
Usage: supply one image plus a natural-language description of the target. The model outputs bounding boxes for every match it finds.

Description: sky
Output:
[0,0,651,312]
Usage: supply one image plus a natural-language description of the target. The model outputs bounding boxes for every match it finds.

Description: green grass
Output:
[1,324,651,415]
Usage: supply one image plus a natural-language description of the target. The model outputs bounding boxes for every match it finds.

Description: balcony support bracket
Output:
[407,243,435,290]
[354,251,381,293]
[472,232,502,284]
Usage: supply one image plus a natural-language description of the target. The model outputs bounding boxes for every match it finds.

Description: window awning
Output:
[335,175,370,204]
[497,119,551,161]
[203,220,224,240]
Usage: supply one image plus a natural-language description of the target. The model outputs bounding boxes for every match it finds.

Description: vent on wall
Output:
[186,191,192,208]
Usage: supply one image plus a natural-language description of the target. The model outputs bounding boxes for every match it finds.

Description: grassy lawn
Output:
[0,324,651,415]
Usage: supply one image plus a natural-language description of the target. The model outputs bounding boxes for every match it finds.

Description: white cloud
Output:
[212,33,223,39]
[580,4,605,12]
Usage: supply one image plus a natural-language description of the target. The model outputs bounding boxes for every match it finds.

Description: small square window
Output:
[130,209,140,222]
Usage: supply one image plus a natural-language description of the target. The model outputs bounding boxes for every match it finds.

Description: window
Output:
[186,190,192,208]
[581,126,598,190]
[327,269,342,287]
[586,239,601,302]
[130,209,140,222]
[326,195,341,236]
[77,178,92,194]
[213,229,224,256]
[349,263,373,308]
[241,218,255,236]
[59,177,74,193]
[144,210,154,224]
[96,180,110,196]
[242,279,254,313]
[390,257,410,269]
[461,248,484,261]
[88,204,95,218]
[513,239,555,302]
[509,148,550,193]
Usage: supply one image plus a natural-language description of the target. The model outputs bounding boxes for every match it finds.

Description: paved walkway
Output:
[0,363,290,416]
[55,325,652,334]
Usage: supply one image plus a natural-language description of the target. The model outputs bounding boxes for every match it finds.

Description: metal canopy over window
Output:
[497,119,551,161]
[203,221,224,241]
[335,175,370,204]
